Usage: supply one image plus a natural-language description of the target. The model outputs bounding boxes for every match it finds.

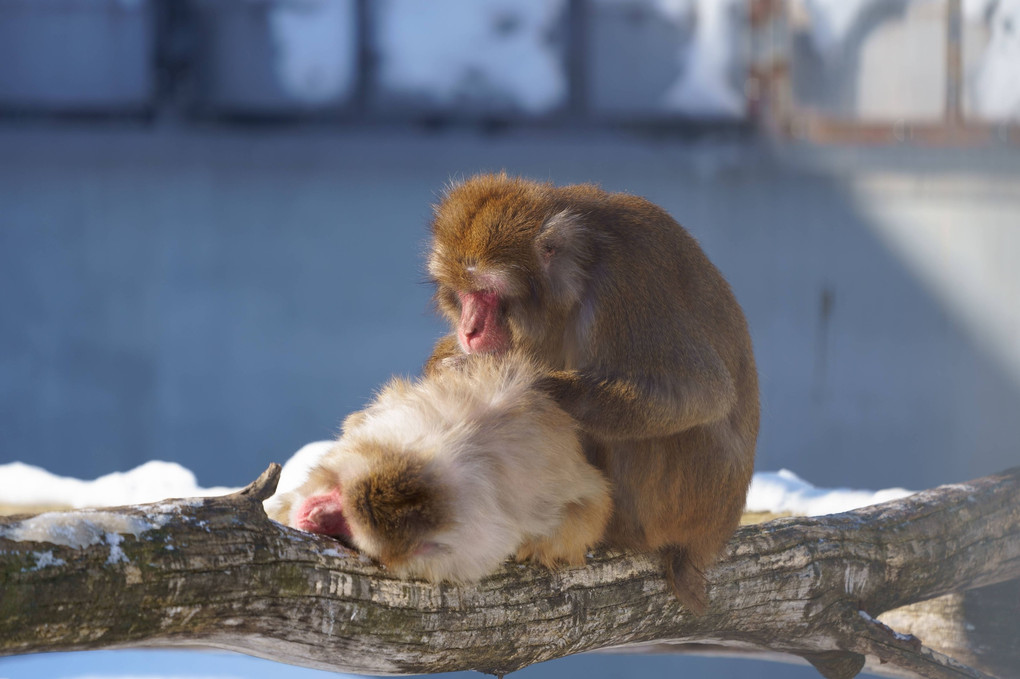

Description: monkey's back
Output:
[555,185,760,604]
[359,353,608,580]
[407,354,605,516]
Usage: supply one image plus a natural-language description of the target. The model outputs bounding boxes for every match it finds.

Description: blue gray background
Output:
[4,128,1018,492]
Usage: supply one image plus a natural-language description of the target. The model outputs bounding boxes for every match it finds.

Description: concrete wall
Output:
[1,127,1018,493]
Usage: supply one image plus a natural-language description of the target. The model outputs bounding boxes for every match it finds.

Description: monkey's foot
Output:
[515,538,587,569]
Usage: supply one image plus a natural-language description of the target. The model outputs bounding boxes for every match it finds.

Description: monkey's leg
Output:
[516,492,611,569]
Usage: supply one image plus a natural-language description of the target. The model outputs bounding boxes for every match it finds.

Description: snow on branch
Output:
[1,465,1017,679]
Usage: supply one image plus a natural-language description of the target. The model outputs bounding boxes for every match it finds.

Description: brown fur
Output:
[426,173,759,612]
[346,450,449,568]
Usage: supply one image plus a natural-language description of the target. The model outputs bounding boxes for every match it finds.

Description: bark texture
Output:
[1,465,1017,679]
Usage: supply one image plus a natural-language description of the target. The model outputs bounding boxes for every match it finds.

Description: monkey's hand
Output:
[538,368,736,440]
[423,334,463,376]
[439,354,472,371]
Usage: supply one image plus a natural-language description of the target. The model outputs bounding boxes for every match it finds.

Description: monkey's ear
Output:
[535,210,591,306]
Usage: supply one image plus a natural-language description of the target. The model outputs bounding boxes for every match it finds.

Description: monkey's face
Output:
[290,486,352,539]
[429,175,588,362]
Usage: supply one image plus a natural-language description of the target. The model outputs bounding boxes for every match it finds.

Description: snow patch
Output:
[105,531,128,564]
[660,0,745,117]
[269,0,357,105]
[796,0,1019,120]
[964,0,998,21]
[0,460,238,509]
[967,0,1020,120]
[798,0,884,59]
[275,441,336,495]
[262,440,336,519]
[746,469,913,516]
[859,609,916,642]
[0,511,161,548]
[31,550,66,570]
[0,510,167,566]
[375,0,567,114]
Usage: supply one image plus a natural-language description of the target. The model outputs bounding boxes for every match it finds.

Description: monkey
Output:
[267,352,612,584]
[424,173,759,612]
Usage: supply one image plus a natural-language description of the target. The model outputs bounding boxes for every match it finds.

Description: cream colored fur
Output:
[270,353,611,583]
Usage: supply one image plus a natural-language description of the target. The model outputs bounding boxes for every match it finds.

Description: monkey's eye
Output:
[438,287,459,311]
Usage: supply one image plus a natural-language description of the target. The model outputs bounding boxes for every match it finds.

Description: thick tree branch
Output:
[0,466,1017,679]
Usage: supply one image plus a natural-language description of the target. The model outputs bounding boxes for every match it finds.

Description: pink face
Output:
[457,290,510,355]
[291,488,351,539]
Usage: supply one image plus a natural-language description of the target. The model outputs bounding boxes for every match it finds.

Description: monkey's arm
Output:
[423,334,463,376]
[541,360,736,440]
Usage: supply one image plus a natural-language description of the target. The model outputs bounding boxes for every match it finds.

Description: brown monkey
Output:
[425,173,759,612]
[268,352,612,583]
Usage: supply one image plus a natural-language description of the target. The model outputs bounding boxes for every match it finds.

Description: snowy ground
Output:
[0,445,914,518]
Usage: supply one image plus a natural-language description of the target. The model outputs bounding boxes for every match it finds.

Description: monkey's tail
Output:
[663,547,708,614]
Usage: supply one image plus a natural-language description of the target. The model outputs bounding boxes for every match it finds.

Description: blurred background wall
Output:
[0,1,1018,678]
[2,0,1019,124]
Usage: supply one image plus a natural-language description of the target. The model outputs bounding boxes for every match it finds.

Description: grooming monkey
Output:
[268,352,612,583]
[425,174,759,612]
